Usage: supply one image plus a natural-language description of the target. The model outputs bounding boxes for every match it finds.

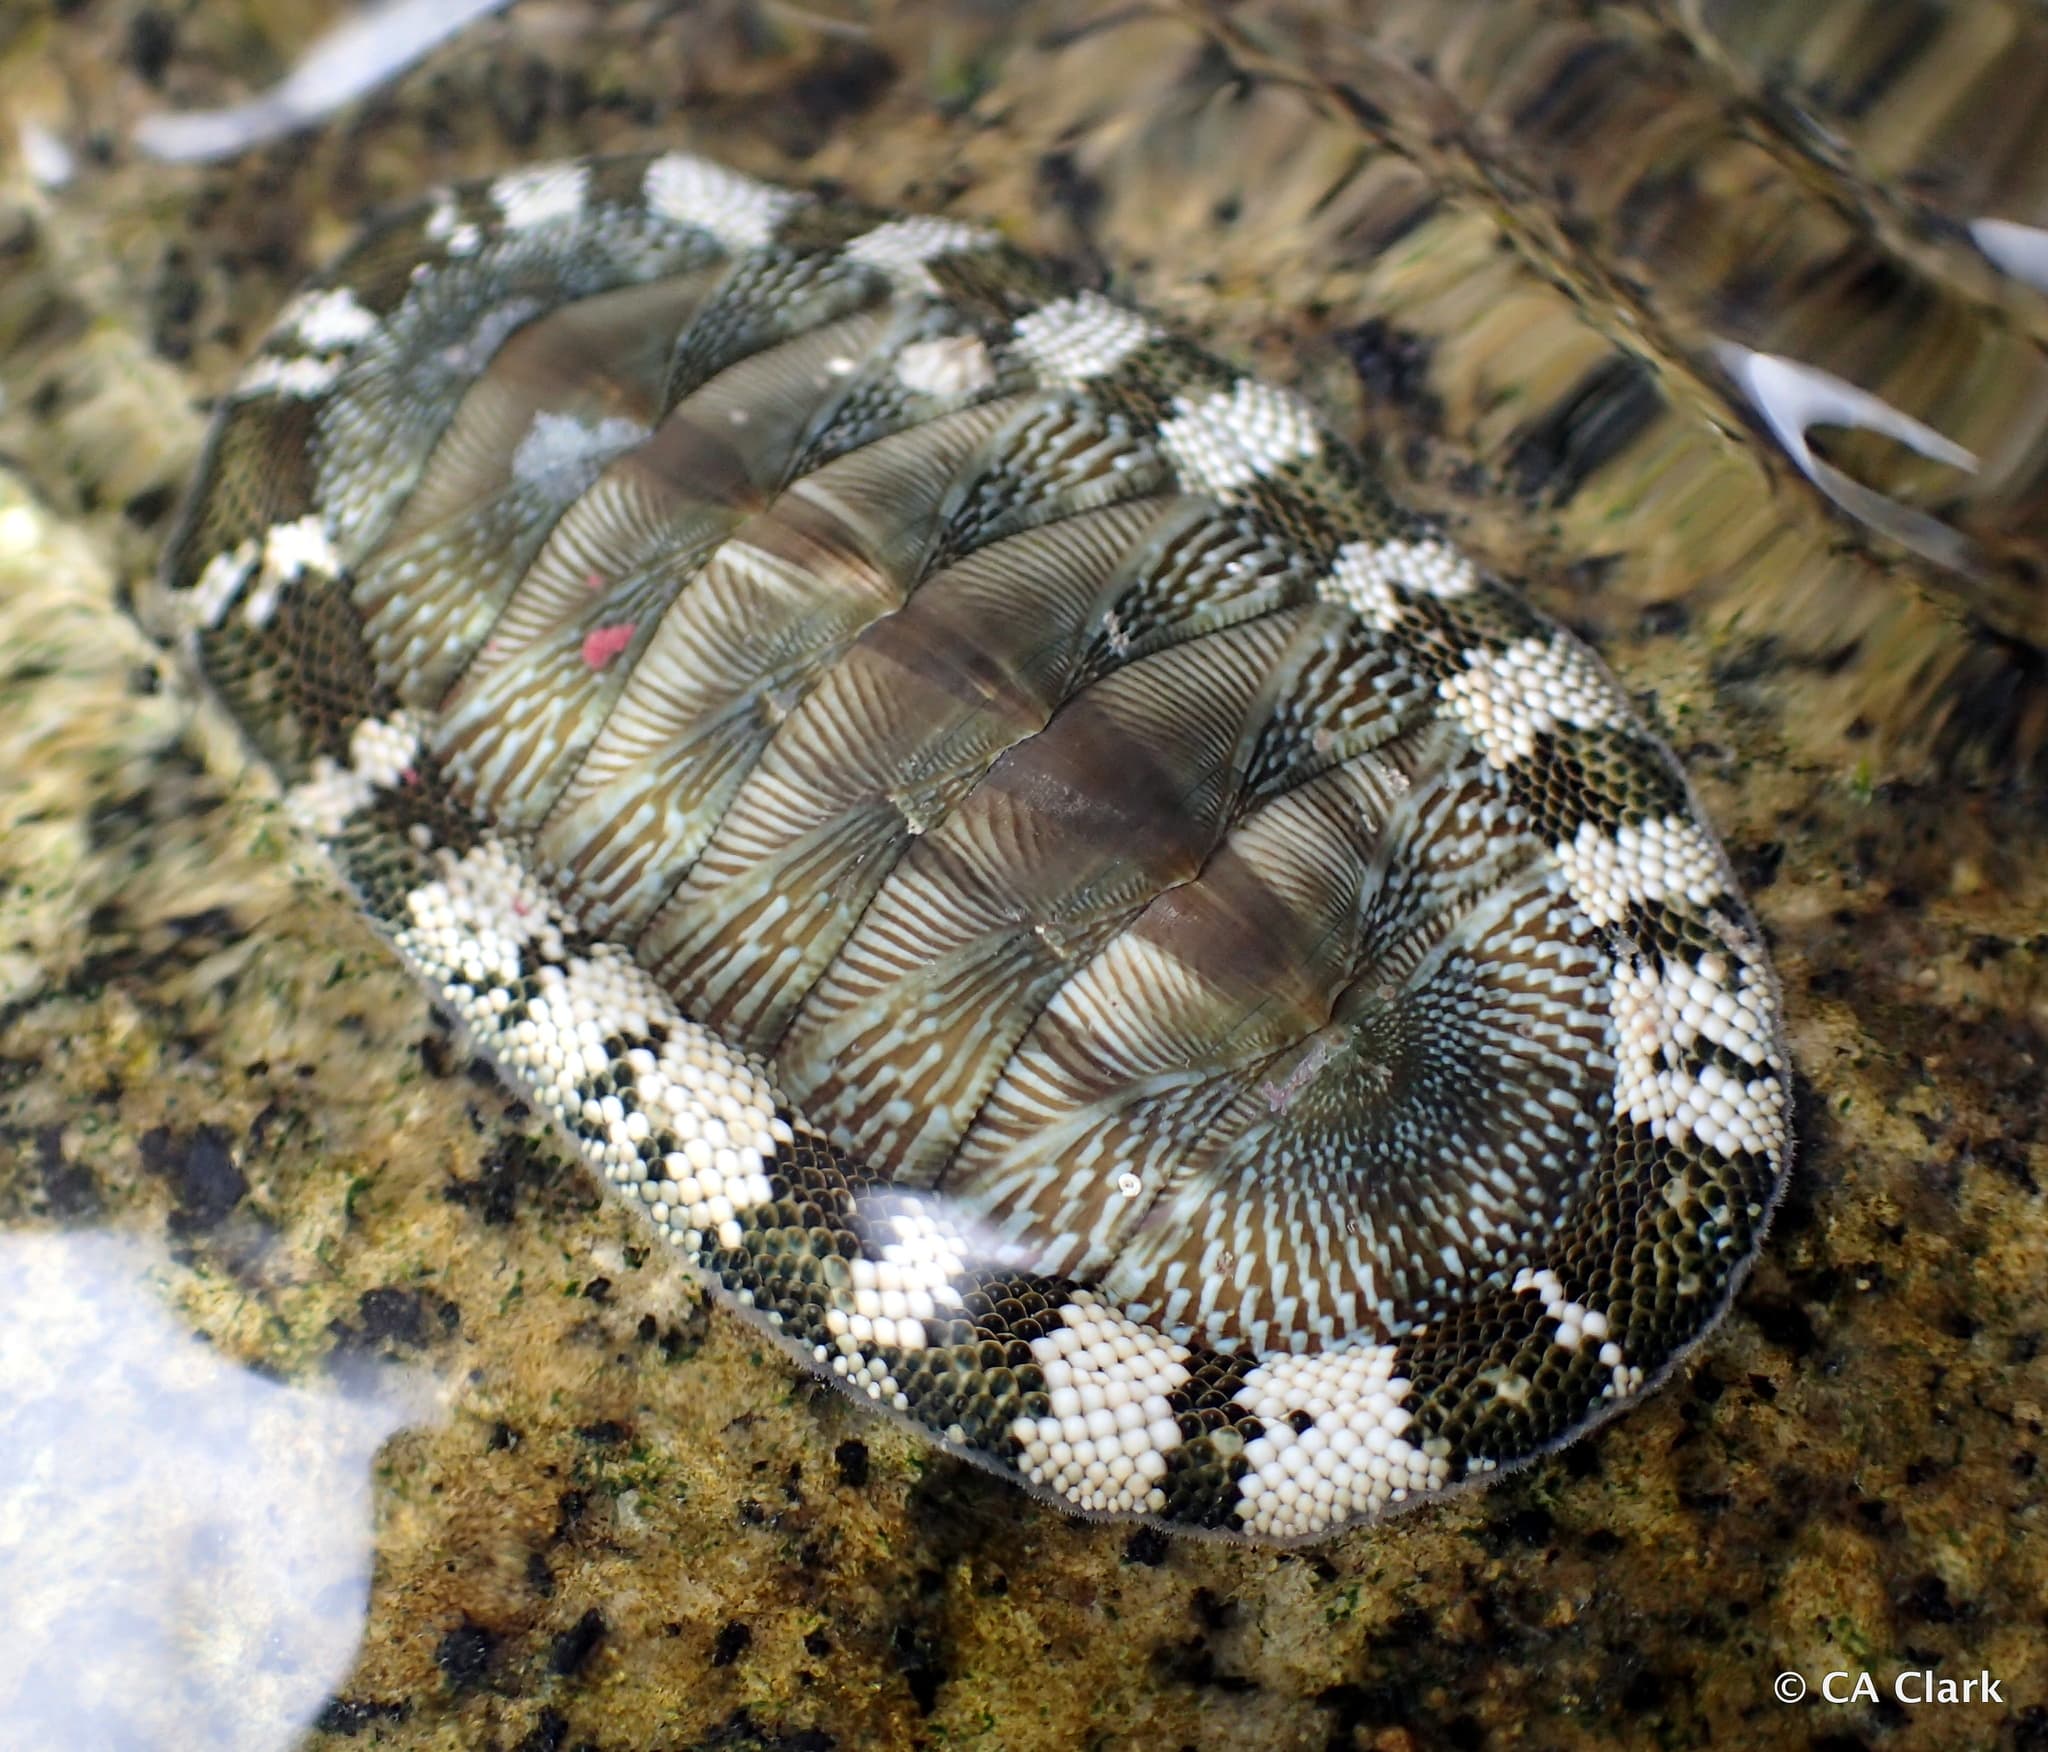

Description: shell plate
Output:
[161,152,1791,1542]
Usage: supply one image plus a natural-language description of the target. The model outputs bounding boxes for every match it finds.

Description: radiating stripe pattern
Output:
[160,152,1790,1542]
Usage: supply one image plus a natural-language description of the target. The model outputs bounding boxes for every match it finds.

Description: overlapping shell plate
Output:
[159,151,1791,1543]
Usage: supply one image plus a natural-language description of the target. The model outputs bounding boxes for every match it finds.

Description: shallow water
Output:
[1,3,2044,1748]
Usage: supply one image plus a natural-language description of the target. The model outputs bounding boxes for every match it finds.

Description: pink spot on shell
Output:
[400,766,419,787]
[584,570,605,591]
[581,622,636,671]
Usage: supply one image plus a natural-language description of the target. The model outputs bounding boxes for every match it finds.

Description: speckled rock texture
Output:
[0,3,2043,1749]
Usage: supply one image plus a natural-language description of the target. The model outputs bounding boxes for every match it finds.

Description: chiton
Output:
[160,152,1790,1542]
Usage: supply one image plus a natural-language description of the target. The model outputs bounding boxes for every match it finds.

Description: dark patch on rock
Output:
[1896,1572,1963,1624]
[151,242,201,362]
[1733,837,1785,892]
[658,1299,710,1362]
[1335,317,1441,426]
[1484,1503,1555,1551]
[1506,354,1664,506]
[486,55,563,151]
[777,44,898,157]
[443,1132,573,1226]
[890,1619,947,1714]
[549,1607,607,1678]
[126,7,177,85]
[1927,630,2048,781]
[552,1488,591,1543]
[27,1123,102,1219]
[1034,150,1108,272]
[1618,1665,1668,1712]
[711,1619,754,1668]
[687,1710,836,1752]
[832,1438,869,1489]
[1190,1586,1235,1632]
[1154,1631,1257,1694]
[1121,1525,1170,1566]
[330,1284,460,1360]
[418,1027,457,1078]
[1560,1433,1604,1479]
[513,1705,571,1752]
[434,1618,500,1693]
[312,1697,410,1736]
[122,484,177,530]
[1637,597,1691,637]
[139,1123,246,1236]
[358,1285,428,1343]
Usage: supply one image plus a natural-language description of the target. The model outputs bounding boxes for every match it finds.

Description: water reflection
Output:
[132,0,517,164]
[1713,341,1981,577]
[0,1232,436,1752]
[1971,218,2048,298]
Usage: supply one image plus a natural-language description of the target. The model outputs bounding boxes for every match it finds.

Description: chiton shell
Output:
[161,152,1791,1542]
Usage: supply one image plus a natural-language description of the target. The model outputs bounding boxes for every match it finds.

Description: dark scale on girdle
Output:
[158,151,1790,1542]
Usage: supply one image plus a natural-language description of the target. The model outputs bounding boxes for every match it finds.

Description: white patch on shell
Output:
[1322,537,1478,630]
[186,539,259,629]
[1232,1341,1452,1539]
[1009,1297,1191,1519]
[1600,1343,1646,1400]
[842,215,999,295]
[396,837,567,991]
[1511,1266,1612,1355]
[1517,1265,1645,1398]
[347,711,421,789]
[892,335,995,399]
[378,811,972,1414]
[242,516,343,629]
[642,153,799,250]
[491,162,589,231]
[510,411,651,495]
[819,1198,980,1366]
[1610,948,1784,1160]
[1157,379,1324,498]
[863,1196,972,1317]
[279,286,381,352]
[536,953,781,1213]
[1010,292,1158,385]
[1553,813,1726,927]
[284,712,421,835]
[234,354,344,400]
[240,286,381,402]
[422,188,461,241]
[1438,633,1627,766]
